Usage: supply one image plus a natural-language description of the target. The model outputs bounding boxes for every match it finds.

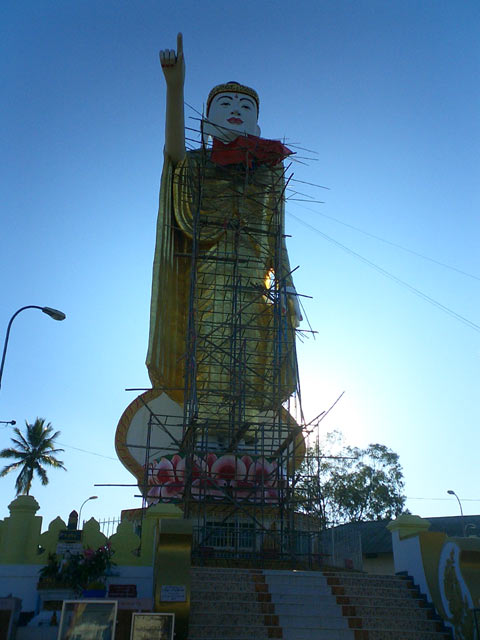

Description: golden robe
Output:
[146,148,298,425]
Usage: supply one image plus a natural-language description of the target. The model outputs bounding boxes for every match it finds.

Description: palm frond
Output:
[1,417,66,496]
[36,464,49,486]
[0,461,23,476]
[9,438,29,451]
[41,455,66,469]
[0,448,26,460]
[12,428,29,450]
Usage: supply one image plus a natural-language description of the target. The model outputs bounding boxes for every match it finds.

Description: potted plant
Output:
[82,579,107,598]
[37,545,114,597]
[38,553,75,589]
[37,554,76,610]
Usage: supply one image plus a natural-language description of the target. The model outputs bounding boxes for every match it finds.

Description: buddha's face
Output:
[205,92,260,142]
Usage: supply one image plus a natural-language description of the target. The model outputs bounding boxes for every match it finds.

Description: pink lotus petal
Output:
[171,454,182,470]
[149,457,175,485]
[247,458,275,486]
[175,457,185,481]
[160,481,184,501]
[175,455,207,483]
[231,479,255,500]
[206,453,217,470]
[241,455,253,471]
[191,477,227,500]
[211,455,247,482]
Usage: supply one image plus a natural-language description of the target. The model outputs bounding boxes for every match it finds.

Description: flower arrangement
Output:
[146,452,283,506]
[38,544,114,594]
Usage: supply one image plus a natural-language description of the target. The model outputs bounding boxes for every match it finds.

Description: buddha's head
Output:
[202,81,261,143]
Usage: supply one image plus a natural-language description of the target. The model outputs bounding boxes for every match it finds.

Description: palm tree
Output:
[0,418,66,495]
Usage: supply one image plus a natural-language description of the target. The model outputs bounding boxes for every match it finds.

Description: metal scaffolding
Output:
[118,127,361,568]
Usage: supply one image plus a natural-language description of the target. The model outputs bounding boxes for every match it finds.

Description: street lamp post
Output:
[447,489,466,536]
[78,495,98,529]
[0,305,66,390]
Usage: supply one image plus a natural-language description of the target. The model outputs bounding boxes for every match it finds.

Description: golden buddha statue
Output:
[146,34,301,436]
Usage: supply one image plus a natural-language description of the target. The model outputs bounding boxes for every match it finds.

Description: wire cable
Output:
[289,212,480,334]
[292,202,480,282]
[57,441,118,461]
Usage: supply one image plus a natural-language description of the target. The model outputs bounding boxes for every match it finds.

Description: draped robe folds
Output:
[146,147,298,426]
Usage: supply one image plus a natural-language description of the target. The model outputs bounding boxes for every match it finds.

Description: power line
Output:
[407,496,480,502]
[185,98,477,282]
[292,203,480,282]
[289,212,480,334]
[57,441,118,461]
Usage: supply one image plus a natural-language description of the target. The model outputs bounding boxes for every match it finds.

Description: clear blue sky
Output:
[1,0,479,529]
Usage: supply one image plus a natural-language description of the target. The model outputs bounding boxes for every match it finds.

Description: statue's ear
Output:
[255,124,261,137]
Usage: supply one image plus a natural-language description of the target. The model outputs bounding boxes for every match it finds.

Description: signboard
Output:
[57,600,117,640]
[56,542,84,557]
[59,530,82,543]
[130,613,174,640]
[160,585,186,602]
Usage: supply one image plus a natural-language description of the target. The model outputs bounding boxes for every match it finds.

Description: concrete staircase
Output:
[264,569,352,639]
[189,567,452,640]
[189,567,281,639]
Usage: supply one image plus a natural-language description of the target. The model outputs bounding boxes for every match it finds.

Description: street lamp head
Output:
[41,307,66,321]
[78,495,99,530]
[0,305,66,392]
[447,490,455,495]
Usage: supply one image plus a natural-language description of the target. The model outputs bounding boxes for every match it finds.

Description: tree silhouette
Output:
[0,418,66,495]
[295,431,406,525]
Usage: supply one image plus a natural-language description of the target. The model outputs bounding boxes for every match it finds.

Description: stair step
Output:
[191,584,257,592]
[349,617,444,632]
[189,567,451,640]
[192,613,266,626]
[188,624,270,639]
[353,632,451,640]
[331,585,416,598]
[279,629,355,640]
[189,626,353,640]
[275,602,340,616]
[190,601,263,613]
[336,594,427,607]
[348,603,433,619]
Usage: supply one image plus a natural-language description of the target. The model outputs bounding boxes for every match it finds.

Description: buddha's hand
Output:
[160,32,185,88]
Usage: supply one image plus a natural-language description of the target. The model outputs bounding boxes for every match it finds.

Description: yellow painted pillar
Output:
[154,514,192,640]
[139,503,183,565]
[0,495,42,563]
[387,513,431,539]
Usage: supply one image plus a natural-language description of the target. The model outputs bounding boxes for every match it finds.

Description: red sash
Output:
[211,134,292,168]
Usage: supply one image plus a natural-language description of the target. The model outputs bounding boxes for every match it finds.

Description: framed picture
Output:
[130,612,175,640]
[57,600,118,640]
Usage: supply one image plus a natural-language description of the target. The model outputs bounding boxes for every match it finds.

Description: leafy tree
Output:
[0,418,66,495]
[295,431,406,526]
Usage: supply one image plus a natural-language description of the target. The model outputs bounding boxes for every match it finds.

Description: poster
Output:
[130,613,174,640]
[160,585,186,602]
[57,600,117,640]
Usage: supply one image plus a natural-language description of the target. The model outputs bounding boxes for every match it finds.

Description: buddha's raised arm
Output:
[160,32,185,165]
